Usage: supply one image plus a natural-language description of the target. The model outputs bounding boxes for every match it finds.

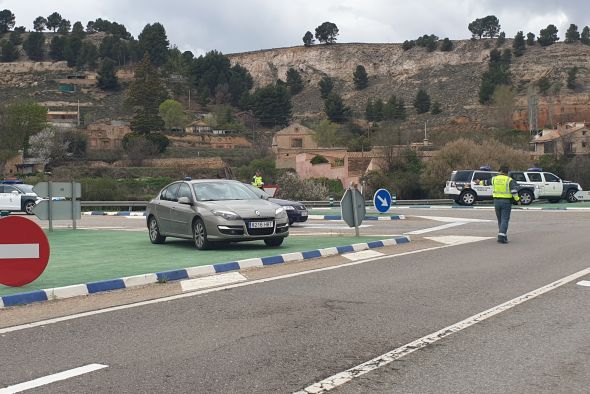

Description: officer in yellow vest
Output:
[251,169,264,190]
[477,165,520,244]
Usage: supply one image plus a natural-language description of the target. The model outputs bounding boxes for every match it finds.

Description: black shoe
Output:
[499,235,508,244]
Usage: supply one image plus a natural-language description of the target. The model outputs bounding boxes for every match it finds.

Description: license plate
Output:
[301,211,308,217]
[249,221,273,228]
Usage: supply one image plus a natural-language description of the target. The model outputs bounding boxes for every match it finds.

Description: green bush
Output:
[310,155,329,165]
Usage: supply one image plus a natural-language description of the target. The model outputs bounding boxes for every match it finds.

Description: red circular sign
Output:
[0,216,50,287]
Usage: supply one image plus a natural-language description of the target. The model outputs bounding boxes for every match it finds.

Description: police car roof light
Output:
[0,179,24,184]
[479,165,491,171]
[184,176,192,181]
[527,167,543,172]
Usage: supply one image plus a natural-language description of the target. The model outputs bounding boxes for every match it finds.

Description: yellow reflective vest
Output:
[251,175,264,188]
[492,175,519,201]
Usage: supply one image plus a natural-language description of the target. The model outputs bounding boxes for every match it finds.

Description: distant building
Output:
[272,123,331,168]
[47,110,79,128]
[1,152,45,176]
[185,119,212,134]
[531,122,590,157]
[86,120,132,151]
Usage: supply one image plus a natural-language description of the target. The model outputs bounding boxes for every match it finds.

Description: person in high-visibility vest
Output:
[251,169,264,190]
[477,165,520,244]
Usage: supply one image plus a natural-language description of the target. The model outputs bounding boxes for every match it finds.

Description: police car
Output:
[508,168,582,203]
[444,167,539,206]
[0,180,41,215]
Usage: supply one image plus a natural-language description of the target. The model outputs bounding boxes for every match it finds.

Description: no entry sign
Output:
[0,216,50,287]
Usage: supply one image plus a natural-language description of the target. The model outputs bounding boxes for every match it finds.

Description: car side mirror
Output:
[178,197,193,205]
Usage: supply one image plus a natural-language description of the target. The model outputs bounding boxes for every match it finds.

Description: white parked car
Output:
[0,181,41,214]
[508,169,582,203]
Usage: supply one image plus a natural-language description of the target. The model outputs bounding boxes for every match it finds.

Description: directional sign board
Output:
[0,216,50,286]
[574,191,590,201]
[341,188,366,229]
[33,200,81,220]
[33,182,81,198]
[373,188,392,213]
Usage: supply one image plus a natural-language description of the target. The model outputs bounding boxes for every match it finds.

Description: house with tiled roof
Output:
[531,122,590,157]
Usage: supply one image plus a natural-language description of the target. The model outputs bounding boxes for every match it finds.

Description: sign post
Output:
[33,181,82,231]
[373,188,392,213]
[341,187,365,236]
[0,216,50,287]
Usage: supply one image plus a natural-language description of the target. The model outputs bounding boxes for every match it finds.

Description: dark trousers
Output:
[494,198,512,236]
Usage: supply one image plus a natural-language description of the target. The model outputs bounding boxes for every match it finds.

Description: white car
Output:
[0,182,41,214]
[444,169,539,206]
[508,170,582,203]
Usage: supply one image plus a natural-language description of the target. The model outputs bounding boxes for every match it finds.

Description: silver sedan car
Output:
[146,179,289,250]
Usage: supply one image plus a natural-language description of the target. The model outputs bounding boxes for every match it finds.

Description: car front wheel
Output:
[24,200,36,215]
[264,237,284,247]
[459,190,476,206]
[518,190,533,205]
[148,216,166,244]
[193,218,210,250]
[566,189,578,203]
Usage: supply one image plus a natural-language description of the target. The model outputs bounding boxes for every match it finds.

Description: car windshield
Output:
[244,183,270,199]
[193,182,259,201]
[16,184,34,193]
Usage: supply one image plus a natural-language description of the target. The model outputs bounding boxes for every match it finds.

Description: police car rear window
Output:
[451,171,472,182]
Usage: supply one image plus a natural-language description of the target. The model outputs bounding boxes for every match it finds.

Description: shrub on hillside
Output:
[421,138,532,197]
[276,172,329,201]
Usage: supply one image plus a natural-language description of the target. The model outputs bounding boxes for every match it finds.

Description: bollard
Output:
[392,193,397,205]
[329,197,334,207]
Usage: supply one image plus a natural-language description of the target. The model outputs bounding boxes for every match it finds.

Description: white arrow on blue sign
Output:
[373,188,392,213]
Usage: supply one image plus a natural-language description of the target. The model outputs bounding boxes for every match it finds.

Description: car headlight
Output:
[212,210,241,220]
[275,207,287,217]
[283,205,295,211]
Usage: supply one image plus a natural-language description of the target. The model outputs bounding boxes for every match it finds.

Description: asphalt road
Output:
[1,209,589,393]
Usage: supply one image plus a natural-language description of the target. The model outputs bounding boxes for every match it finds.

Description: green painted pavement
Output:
[0,230,386,297]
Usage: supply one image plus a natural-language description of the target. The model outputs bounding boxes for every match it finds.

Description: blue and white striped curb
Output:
[83,211,147,216]
[0,236,411,309]
[308,215,405,221]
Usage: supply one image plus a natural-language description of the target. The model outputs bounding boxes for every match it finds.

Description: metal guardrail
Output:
[80,199,455,210]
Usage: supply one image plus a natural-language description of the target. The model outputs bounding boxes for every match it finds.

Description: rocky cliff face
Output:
[229,40,590,139]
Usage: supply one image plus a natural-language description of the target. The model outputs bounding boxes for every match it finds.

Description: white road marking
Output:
[405,222,466,235]
[424,235,492,245]
[0,244,39,259]
[577,280,590,287]
[342,250,384,261]
[0,364,108,393]
[296,266,590,394]
[181,272,247,292]
[0,239,489,335]
[413,215,491,223]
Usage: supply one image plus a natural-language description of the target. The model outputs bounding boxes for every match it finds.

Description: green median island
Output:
[0,230,387,297]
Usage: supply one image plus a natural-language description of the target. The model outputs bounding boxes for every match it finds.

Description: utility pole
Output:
[527,85,538,135]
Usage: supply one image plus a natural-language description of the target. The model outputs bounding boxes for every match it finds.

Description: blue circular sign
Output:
[373,189,392,213]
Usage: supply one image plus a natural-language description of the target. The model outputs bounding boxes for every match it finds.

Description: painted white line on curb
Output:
[577,280,590,287]
[0,364,108,394]
[405,222,466,235]
[295,266,590,394]
[181,272,246,292]
[343,250,384,261]
[0,244,39,259]
[3,237,502,336]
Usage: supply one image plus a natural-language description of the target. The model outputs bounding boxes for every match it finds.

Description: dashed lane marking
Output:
[0,364,108,393]
[405,222,467,235]
[576,280,590,287]
[424,235,492,246]
[295,266,590,394]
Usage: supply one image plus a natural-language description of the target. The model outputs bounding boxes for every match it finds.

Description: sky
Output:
[1,0,588,56]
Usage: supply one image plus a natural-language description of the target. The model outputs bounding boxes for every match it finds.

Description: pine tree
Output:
[353,65,368,90]
[319,76,334,99]
[526,32,536,46]
[413,89,431,114]
[565,24,580,43]
[513,31,526,57]
[97,58,118,90]
[324,92,349,123]
[582,26,590,45]
[286,68,304,95]
[440,38,453,51]
[0,39,19,62]
[303,31,314,47]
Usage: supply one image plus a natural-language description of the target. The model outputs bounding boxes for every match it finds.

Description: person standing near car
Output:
[476,165,520,244]
[251,169,264,190]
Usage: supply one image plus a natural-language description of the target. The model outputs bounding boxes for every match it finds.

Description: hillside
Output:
[229,40,590,141]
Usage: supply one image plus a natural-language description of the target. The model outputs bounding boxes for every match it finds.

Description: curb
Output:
[83,211,146,216]
[308,215,405,221]
[0,236,411,309]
